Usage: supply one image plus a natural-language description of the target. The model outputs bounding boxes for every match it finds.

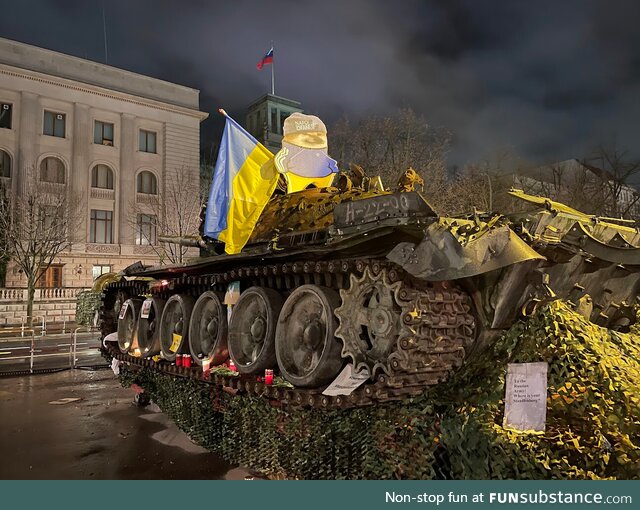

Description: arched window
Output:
[40,157,65,184]
[91,164,114,189]
[137,171,157,194]
[0,150,10,178]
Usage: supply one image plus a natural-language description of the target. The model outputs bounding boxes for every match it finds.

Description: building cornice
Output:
[0,64,209,122]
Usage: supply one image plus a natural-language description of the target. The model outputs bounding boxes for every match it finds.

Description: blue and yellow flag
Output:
[204,113,277,254]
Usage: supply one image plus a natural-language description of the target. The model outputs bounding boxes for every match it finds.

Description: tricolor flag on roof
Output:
[256,47,273,70]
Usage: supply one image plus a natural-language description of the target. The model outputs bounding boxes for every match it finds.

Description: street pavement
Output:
[0,332,105,374]
[0,369,256,479]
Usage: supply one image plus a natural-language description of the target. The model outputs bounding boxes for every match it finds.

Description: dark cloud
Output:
[0,0,638,167]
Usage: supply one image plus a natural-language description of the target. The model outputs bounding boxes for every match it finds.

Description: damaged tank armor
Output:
[100,113,640,409]
[100,172,640,408]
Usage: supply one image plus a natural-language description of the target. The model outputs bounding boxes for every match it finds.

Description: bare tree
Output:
[584,142,640,219]
[443,150,531,215]
[0,186,7,286]
[129,167,202,264]
[329,109,451,201]
[514,161,606,215]
[0,173,80,326]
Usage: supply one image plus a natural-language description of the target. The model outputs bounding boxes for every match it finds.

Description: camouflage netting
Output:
[76,290,102,327]
[116,300,640,479]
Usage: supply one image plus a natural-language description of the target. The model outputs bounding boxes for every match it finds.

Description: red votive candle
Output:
[264,369,274,385]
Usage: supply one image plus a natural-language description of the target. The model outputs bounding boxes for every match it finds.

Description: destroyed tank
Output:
[100,177,640,408]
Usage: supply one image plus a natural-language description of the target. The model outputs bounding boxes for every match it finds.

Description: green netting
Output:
[76,290,102,326]
[116,301,640,479]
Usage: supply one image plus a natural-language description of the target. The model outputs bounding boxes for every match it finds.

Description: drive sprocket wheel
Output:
[335,266,477,384]
[334,268,403,376]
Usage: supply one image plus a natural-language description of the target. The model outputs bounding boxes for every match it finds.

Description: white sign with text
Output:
[140,299,153,319]
[322,364,370,396]
[503,362,548,432]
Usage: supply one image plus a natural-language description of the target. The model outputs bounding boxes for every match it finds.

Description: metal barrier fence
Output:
[0,327,106,376]
[0,318,80,340]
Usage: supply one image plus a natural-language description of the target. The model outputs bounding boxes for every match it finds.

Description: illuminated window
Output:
[92,265,111,280]
[94,121,114,146]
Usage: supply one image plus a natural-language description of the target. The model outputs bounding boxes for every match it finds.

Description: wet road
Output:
[0,369,252,479]
[0,333,105,373]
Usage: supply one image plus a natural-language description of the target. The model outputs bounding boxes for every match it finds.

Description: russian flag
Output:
[256,47,273,70]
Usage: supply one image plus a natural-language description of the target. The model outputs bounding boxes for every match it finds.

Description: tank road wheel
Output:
[228,287,283,374]
[100,288,129,337]
[117,298,142,354]
[335,268,403,376]
[189,291,229,366]
[137,298,165,358]
[275,285,344,388]
[159,294,195,361]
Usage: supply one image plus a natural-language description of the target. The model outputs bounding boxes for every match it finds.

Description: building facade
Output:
[0,37,208,290]
[246,94,302,153]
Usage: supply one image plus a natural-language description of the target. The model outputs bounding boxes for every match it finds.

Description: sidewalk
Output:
[0,370,255,479]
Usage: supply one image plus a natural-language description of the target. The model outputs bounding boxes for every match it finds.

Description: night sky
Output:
[1,0,639,167]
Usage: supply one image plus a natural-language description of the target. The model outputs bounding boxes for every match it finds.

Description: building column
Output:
[119,113,135,246]
[17,91,39,195]
[72,103,90,244]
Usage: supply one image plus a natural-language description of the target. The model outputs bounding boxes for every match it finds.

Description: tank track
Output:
[100,257,475,408]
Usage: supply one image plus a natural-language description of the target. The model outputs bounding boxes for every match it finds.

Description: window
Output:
[40,157,65,183]
[280,111,290,133]
[90,209,113,244]
[0,150,10,178]
[0,103,12,129]
[92,265,111,280]
[94,121,114,146]
[43,111,65,138]
[136,171,157,194]
[91,164,114,189]
[37,265,63,289]
[139,130,156,153]
[136,214,157,245]
[38,205,59,231]
[271,108,278,134]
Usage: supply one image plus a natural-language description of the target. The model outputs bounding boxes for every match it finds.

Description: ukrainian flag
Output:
[204,113,277,254]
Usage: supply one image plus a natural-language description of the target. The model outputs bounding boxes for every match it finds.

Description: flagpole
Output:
[270,40,275,95]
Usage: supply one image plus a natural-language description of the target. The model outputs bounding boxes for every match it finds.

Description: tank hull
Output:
[100,188,640,407]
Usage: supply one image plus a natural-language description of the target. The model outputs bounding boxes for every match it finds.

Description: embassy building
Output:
[0,37,207,293]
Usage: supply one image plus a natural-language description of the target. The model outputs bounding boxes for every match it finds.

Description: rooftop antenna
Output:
[102,1,109,64]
